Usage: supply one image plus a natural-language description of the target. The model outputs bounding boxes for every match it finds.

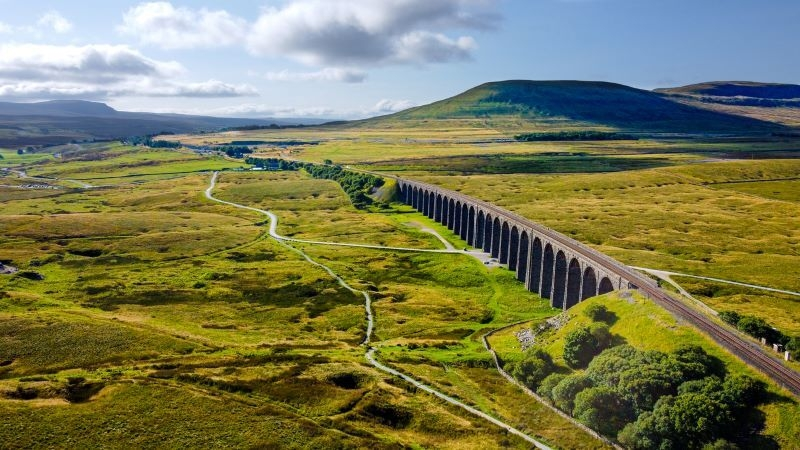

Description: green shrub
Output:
[563,327,598,368]
[551,374,592,414]
[507,348,555,389]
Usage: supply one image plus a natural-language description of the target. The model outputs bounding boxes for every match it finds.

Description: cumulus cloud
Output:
[247,0,493,65]
[265,68,367,83]
[0,44,257,100]
[116,1,495,69]
[119,2,247,49]
[37,11,73,33]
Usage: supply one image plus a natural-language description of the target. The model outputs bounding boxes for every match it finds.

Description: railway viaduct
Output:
[397,178,655,309]
[394,177,800,396]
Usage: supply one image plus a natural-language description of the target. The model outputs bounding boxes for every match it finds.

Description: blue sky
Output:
[0,0,797,118]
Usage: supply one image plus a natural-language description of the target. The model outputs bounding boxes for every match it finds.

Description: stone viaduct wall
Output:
[397,178,659,309]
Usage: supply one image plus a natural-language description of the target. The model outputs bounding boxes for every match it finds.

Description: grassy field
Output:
[3,127,799,448]
[1,146,607,448]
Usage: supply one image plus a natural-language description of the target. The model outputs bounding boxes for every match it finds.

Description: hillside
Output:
[359,80,784,134]
[656,81,800,101]
[0,101,325,148]
[655,82,800,128]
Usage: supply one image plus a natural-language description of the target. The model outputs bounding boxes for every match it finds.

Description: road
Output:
[205,172,553,448]
[633,266,800,298]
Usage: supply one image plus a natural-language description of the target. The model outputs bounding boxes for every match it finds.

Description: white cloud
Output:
[117,1,495,69]
[0,44,257,100]
[0,21,12,34]
[205,103,337,118]
[119,2,247,49]
[247,0,493,66]
[37,11,73,34]
[265,68,367,83]
[370,99,416,114]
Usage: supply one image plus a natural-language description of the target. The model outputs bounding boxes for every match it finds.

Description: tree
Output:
[573,386,633,436]
[736,315,782,343]
[585,344,640,387]
[671,344,721,380]
[786,336,800,360]
[536,373,566,402]
[508,348,555,390]
[619,393,733,449]
[584,303,612,322]
[563,327,598,368]
[17,148,24,155]
[551,374,592,414]
[718,310,741,326]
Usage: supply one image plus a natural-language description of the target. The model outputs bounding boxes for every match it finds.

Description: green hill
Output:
[361,80,783,134]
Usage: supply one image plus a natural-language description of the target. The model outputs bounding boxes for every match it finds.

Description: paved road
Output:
[205,172,553,448]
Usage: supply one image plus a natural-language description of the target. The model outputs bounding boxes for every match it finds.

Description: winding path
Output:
[204,172,553,449]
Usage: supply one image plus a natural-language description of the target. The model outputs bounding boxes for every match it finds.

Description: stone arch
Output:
[442,196,450,227]
[483,213,493,253]
[460,203,469,241]
[552,251,567,309]
[566,258,582,308]
[476,210,485,249]
[411,186,418,209]
[453,201,462,235]
[529,237,543,293]
[517,231,529,283]
[435,194,443,222]
[491,217,502,258]
[467,206,476,245]
[422,190,429,216]
[582,267,597,301]
[541,243,554,299]
[448,198,456,230]
[499,222,511,264]
[508,226,520,271]
[426,191,435,219]
[598,277,614,295]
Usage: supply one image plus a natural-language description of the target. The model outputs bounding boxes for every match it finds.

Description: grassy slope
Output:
[358,80,783,134]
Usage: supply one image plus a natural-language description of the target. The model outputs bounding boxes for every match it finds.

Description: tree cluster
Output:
[218,145,253,158]
[246,157,298,171]
[535,343,767,449]
[299,163,384,209]
[122,136,180,148]
[514,131,638,142]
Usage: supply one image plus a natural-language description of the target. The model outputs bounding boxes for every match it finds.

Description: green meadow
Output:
[2,129,799,448]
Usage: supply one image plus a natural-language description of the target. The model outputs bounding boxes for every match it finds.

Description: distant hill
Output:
[359,80,785,134]
[0,100,327,148]
[655,81,800,101]
[654,82,800,128]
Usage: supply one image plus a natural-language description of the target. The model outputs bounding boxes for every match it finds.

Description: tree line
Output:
[719,310,799,358]
[243,158,384,209]
[514,131,638,141]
